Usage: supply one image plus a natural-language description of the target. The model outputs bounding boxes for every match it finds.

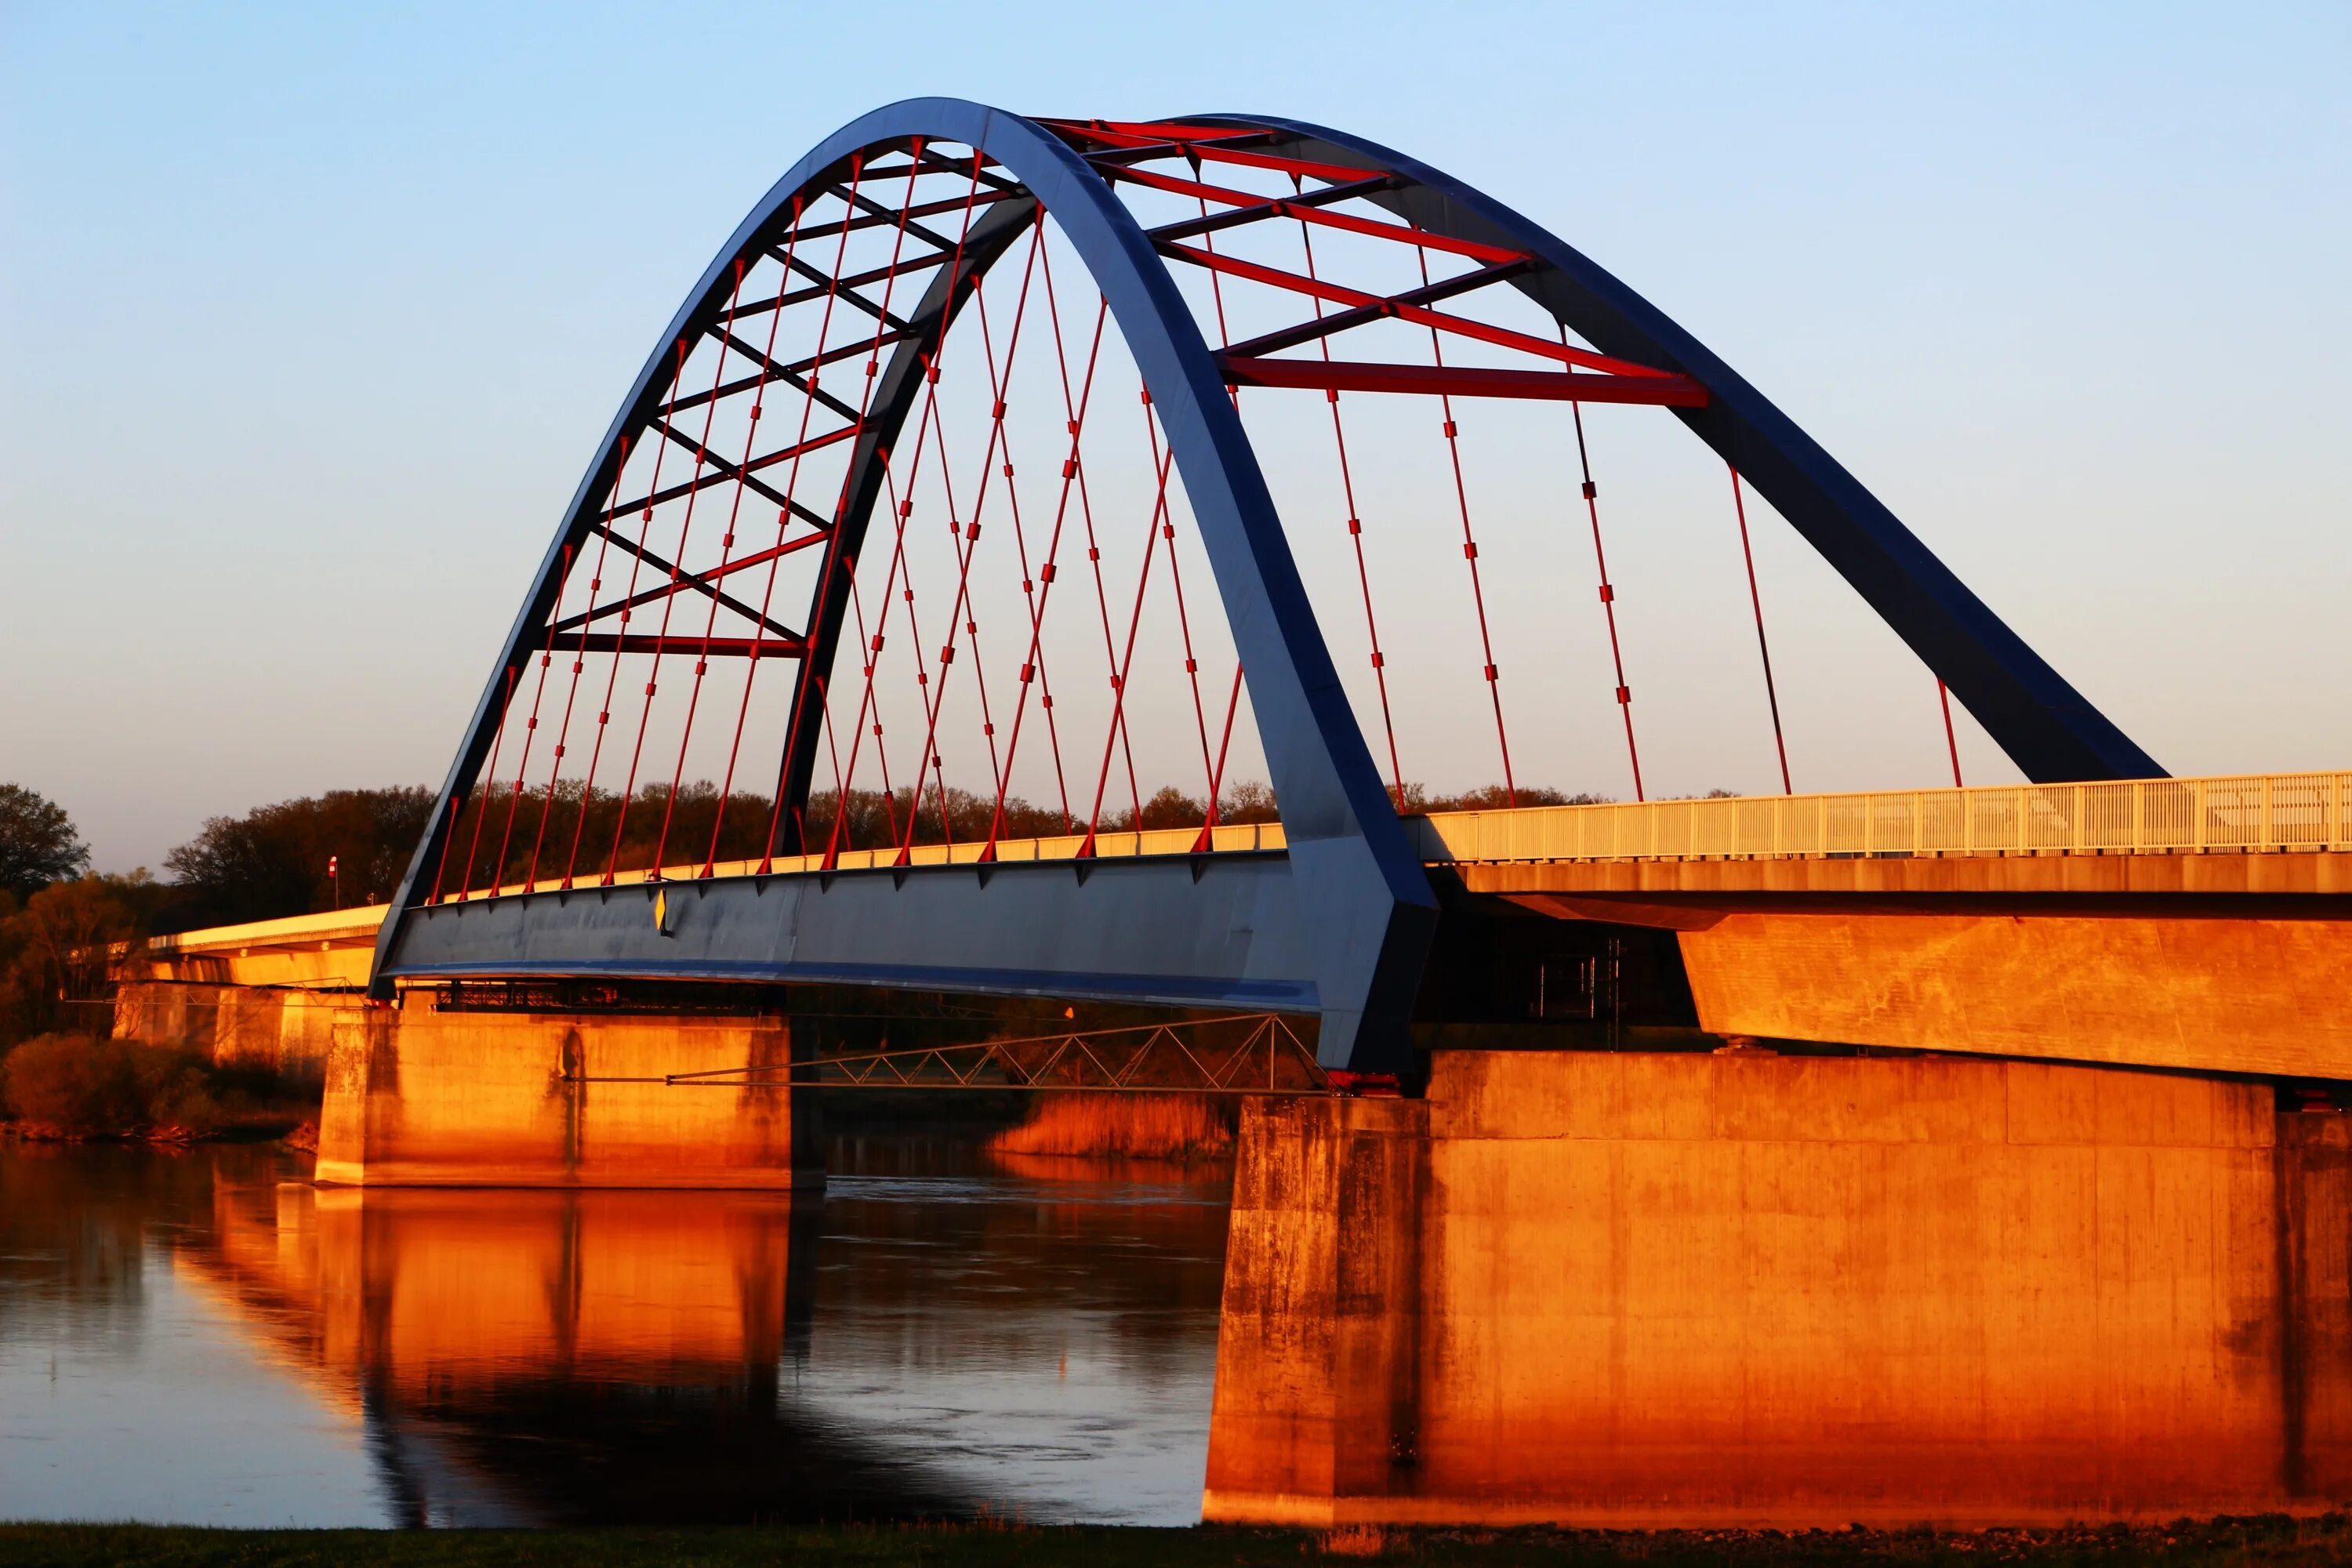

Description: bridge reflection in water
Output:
[1208,1054,2352,1527]
[143,1061,2352,1529]
[182,1149,1228,1525]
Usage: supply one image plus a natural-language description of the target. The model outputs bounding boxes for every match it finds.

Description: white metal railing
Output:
[432,770,2350,908]
[458,819,1293,900]
[125,773,2352,964]
[1407,771,2352,864]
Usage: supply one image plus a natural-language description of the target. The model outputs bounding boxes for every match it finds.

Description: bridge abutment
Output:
[1206,1048,2352,1526]
[1674,909,2352,1078]
[315,1004,820,1189]
[113,978,360,1083]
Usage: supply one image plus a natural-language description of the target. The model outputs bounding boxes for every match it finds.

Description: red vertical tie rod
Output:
[1728,466,1792,795]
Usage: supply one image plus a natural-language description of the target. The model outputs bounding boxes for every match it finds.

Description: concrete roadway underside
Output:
[1463,849,2352,1080]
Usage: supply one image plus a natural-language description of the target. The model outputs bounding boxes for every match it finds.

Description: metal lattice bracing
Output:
[370,100,2161,1078]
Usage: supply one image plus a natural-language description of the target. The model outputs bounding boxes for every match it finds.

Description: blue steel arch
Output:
[370,99,2161,1077]
[1201,114,2163,784]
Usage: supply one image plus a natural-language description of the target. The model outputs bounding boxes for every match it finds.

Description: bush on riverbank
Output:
[0,1033,223,1138]
[986,1092,1235,1160]
[0,1032,314,1140]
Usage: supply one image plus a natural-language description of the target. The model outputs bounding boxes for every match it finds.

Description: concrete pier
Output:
[1206,1050,2352,1527]
[114,978,362,1081]
[315,1006,820,1189]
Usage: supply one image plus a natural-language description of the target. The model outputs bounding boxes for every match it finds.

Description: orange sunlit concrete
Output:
[316,1007,819,1188]
[196,1181,806,1393]
[1205,1050,2352,1528]
[1671,909,2352,1077]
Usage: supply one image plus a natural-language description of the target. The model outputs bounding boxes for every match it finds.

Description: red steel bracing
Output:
[1061,302,1144,829]
[426,793,463,906]
[1176,154,1243,423]
[601,255,754,884]
[908,379,971,850]
[844,466,912,851]
[1294,199,1406,811]
[1191,662,1249,851]
[822,151,996,862]
[851,405,946,852]
[1182,161,1241,833]
[976,212,1091,855]
[490,542,572,884]
[656,212,820,873]
[1563,365,1644,803]
[1142,401,1223,816]
[884,300,1016,865]
[702,163,894,873]
[568,338,689,886]
[762,184,1025,251]
[893,220,1051,865]
[818,456,911,866]
[1939,680,1965,787]
[803,181,967,867]
[985,256,1111,851]
[781,151,983,869]
[1417,241,1517,807]
[1729,466,1793,795]
[1215,356,1704,406]
[1161,244,1643,378]
[950,224,1054,794]
[535,430,637,888]
[1048,119,1373,185]
[797,151,989,868]
[826,396,945,865]
[1101,159,1524,267]
[457,667,517,899]
[1078,416,1180,857]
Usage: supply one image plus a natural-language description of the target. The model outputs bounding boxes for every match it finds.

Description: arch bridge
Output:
[350,100,2340,1088]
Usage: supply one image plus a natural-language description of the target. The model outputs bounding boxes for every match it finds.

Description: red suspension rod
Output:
[1729,466,1792,795]
[1567,390,1643,802]
[1419,241,1516,808]
[1939,679,1965,787]
[1296,202,1406,811]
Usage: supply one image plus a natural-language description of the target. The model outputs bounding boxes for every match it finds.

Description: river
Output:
[0,1140,1230,1527]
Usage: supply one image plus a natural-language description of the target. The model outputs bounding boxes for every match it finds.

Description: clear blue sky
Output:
[3,2,2346,872]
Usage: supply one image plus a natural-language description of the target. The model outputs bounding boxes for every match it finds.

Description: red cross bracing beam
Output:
[1040,118,1707,410]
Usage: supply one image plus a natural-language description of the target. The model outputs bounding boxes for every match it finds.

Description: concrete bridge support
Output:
[114,978,362,1083]
[315,1004,820,1189]
[1207,1050,2352,1527]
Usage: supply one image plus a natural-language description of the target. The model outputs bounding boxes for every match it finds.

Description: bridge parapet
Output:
[1413,770,2352,864]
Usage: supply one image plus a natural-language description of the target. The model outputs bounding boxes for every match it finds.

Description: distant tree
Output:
[1219,780,1279,825]
[16,877,140,1008]
[0,784,90,899]
[0,875,144,1046]
[1399,782,1611,813]
[162,787,434,928]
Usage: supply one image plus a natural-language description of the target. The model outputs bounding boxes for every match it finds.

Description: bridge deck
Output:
[427,767,2352,896]
[136,770,2350,993]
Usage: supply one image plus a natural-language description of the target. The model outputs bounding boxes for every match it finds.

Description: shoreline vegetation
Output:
[0,1032,316,1144]
[0,1025,1232,1158]
[985,1091,1236,1160]
[7,1518,2352,1565]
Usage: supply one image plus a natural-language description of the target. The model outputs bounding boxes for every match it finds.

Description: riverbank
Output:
[8,1519,2352,1565]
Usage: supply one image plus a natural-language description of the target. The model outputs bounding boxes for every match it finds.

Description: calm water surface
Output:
[0,1140,1230,1527]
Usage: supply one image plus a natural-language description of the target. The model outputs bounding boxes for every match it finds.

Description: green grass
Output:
[8,1518,2352,1566]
